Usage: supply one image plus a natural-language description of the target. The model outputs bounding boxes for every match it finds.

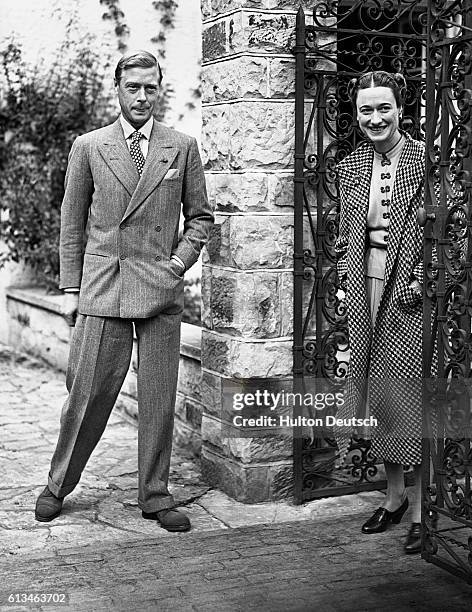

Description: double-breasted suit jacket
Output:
[59,118,213,317]
[334,133,425,465]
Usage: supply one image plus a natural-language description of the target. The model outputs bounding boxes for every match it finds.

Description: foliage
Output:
[151,0,178,53]
[0,37,113,289]
[100,0,129,52]
[183,277,201,326]
[150,0,179,121]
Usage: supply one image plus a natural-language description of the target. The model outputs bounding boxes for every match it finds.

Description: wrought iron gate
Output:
[293,0,427,502]
[421,1,472,584]
[293,0,472,582]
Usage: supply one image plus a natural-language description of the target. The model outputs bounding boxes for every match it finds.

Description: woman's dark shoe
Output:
[404,522,421,554]
[361,497,409,534]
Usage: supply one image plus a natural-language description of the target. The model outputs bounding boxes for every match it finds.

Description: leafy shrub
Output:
[183,277,201,326]
[0,36,112,289]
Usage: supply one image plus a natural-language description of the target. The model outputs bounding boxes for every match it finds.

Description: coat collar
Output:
[336,132,423,181]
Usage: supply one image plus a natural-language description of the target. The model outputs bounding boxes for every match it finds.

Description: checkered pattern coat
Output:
[334,134,425,465]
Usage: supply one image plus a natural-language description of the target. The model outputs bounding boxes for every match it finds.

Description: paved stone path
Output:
[1,518,471,611]
[0,346,221,558]
[1,344,471,611]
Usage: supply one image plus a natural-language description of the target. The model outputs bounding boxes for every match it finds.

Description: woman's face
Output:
[356,86,401,152]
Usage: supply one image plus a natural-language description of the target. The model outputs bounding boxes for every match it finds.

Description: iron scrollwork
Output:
[422,0,472,585]
[293,1,427,503]
[293,0,472,583]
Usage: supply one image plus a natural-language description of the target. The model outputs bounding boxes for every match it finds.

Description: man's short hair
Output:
[114,50,162,85]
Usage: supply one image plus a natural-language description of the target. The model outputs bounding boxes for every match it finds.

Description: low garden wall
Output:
[5,285,203,455]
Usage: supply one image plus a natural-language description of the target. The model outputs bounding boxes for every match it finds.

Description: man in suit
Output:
[35,50,213,532]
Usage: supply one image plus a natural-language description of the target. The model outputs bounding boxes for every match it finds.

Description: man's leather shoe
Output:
[404,522,422,554]
[361,497,409,534]
[142,508,191,532]
[35,486,63,522]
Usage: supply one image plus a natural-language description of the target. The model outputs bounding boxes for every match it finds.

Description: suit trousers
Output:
[48,312,181,512]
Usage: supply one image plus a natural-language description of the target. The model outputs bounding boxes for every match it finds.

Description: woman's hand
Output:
[397,279,422,311]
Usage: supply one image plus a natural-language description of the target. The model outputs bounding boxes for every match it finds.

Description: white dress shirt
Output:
[119,114,153,159]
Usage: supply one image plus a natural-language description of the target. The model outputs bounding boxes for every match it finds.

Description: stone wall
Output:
[6,287,70,371]
[200,1,302,502]
[0,259,35,346]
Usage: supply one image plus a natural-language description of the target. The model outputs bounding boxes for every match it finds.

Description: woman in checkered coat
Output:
[334,71,424,554]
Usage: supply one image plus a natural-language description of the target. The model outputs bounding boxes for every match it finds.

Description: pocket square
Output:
[164,168,180,179]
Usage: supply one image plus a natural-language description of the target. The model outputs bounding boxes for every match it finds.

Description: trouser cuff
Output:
[139,494,176,513]
[48,473,77,498]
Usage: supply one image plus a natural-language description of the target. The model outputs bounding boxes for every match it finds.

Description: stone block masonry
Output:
[200,2,302,502]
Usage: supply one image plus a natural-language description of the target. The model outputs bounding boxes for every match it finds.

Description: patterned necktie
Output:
[129,131,146,176]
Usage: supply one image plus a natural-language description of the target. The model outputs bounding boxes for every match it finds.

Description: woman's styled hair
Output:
[114,50,162,85]
[347,71,407,108]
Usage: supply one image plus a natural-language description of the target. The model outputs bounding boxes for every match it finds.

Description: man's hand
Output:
[61,292,79,327]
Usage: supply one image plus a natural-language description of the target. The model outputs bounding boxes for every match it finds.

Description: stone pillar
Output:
[200,1,304,502]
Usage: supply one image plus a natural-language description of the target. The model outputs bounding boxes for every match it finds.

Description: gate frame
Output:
[292,1,426,504]
[420,1,472,584]
[293,1,472,583]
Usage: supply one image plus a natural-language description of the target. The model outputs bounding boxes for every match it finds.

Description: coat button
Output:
[161,159,168,163]
[155,255,161,261]
[120,254,126,260]
[155,225,161,232]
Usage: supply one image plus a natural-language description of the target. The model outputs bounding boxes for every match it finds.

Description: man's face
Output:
[116,66,160,129]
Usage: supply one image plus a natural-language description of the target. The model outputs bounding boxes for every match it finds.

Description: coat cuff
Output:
[59,272,83,291]
[170,254,185,271]
[173,239,200,271]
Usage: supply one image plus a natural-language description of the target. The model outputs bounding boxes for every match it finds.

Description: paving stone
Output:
[3,518,470,610]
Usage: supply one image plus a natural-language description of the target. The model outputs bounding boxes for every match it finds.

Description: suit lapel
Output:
[121,121,179,222]
[97,119,139,196]
[383,137,424,289]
